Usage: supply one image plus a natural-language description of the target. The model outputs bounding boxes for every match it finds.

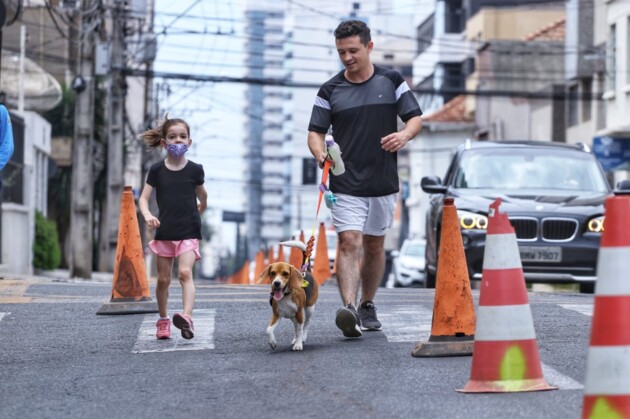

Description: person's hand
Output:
[198,201,207,214]
[316,152,329,169]
[144,213,160,229]
[381,132,410,152]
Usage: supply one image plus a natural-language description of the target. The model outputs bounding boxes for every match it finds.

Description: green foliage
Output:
[33,211,61,270]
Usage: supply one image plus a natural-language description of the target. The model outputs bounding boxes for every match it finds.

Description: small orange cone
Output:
[458,198,556,393]
[412,197,475,357]
[267,246,275,265]
[289,235,303,269]
[254,250,265,280]
[313,223,332,285]
[582,195,630,417]
[276,244,285,263]
[97,186,157,315]
[239,260,251,285]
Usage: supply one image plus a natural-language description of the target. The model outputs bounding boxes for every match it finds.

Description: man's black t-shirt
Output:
[146,160,205,241]
[308,65,422,197]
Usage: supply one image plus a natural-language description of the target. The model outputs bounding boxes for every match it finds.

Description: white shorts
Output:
[331,193,398,236]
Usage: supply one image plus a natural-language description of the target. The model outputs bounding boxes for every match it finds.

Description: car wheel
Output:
[579,282,595,294]
[425,267,436,289]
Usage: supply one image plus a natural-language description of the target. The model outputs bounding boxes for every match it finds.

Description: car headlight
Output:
[587,216,605,233]
[458,210,488,230]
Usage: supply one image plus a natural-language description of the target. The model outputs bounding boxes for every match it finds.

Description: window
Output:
[568,84,578,126]
[582,78,592,122]
[302,158,317,185]
[607,24,616,91]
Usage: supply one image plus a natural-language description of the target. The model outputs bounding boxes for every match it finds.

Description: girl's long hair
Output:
[140,114,190,148]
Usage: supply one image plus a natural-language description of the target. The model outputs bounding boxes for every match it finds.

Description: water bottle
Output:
[325,135,345,176]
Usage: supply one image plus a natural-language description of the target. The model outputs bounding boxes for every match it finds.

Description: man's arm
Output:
[380,116,422,153]
[307,131,328,168]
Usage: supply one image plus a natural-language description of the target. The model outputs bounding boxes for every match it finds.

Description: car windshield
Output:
[452,147,609,192]
[403,242,425,257]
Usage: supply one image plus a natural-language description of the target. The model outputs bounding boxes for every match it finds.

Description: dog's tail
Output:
[279,240,309,271]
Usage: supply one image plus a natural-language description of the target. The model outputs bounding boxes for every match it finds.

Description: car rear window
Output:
[452,147,609,192]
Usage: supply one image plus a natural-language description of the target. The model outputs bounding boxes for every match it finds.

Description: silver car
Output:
[391,239,426,287]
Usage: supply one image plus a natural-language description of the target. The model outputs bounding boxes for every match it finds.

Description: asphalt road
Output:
[0,273,594,419]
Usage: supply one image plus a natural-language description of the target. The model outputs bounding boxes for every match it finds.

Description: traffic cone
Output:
[582,195,630,417]
[97,186,158,315]
[254,250,265,280]
[267,246,275,265]
[289,233,304,269]
[276,244,285,263]
[313,223,332,285]
[240,260,251,285]
[458,198,556,393]
[412,197,475,357]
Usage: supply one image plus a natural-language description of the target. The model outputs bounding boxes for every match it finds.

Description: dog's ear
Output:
[289,266,304,289]
[257,265,271,284]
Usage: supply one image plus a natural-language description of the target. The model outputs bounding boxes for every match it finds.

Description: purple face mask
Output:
[166,143,188,158]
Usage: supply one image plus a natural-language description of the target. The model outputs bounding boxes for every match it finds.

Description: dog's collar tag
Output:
[301,279,309,288]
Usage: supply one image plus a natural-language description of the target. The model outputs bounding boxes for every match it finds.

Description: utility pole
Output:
[69,0,96,279]
[98,0,125,271]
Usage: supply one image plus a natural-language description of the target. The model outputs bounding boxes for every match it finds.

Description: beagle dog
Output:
[258,241,318,351]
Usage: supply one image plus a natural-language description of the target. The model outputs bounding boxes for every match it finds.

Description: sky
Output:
[152,0,421,252]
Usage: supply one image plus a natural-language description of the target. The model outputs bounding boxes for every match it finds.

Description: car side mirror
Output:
[421,176,447,194]
[615,179,630,195]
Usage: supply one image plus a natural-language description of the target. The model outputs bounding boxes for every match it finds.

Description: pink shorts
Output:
[149,239,201,260]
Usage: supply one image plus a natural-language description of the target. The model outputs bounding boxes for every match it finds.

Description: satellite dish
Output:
[0,49,63,111]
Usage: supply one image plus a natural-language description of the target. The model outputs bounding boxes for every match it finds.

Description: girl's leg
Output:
[156,256,174,317]
[177,250,197,316]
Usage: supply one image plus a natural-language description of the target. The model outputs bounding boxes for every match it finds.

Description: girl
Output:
[138,115,208,340]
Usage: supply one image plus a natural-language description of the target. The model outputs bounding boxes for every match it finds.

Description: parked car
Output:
[391,239,426,287]
[421,140,614,293]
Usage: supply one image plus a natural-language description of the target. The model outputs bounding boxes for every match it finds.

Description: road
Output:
[0,273,593,418]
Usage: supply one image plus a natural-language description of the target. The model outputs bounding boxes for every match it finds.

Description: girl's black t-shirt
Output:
[146,160,205,241]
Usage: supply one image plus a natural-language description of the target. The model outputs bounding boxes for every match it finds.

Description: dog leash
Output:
[301,159,332,276]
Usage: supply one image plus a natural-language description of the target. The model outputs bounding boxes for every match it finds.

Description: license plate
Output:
[519,246,562,262]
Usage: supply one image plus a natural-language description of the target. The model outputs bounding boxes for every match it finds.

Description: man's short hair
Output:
[334,20,371,45]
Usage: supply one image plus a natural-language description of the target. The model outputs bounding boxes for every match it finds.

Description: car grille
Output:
[509,217,579,242]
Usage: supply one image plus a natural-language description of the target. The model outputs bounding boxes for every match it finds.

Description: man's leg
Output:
[336,230,362,306]
[360,234,385,304]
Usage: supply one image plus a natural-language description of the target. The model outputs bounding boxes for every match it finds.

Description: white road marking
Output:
[0,312,8,321]
[380,305,433,343]
[559,304,593,317]
[542,363,584,390]
[133,309,216,353]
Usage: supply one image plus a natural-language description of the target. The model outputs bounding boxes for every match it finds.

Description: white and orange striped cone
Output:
[582,195,630,418]
[458,198,556,393]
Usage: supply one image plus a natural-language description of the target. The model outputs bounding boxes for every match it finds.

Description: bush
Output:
[33,211,61,270]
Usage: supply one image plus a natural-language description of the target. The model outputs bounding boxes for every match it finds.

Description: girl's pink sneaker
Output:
[156,318,171,339]
[173,313,195,339]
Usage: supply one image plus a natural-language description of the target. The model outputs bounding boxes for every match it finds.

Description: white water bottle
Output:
[325,135,345,176]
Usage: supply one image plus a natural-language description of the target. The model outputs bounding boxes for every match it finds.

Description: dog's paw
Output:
[268,338,277,351]
[292,341,303,351]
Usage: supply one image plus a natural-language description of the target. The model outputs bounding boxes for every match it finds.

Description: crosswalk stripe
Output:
[559,304,593,317]
[380,305,433,343]
[0,312,8,321]
[542,363,584,390]
[132,309,216,354]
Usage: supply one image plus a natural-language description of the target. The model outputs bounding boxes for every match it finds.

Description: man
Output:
[307,20,422,338]
[0,103,14,193]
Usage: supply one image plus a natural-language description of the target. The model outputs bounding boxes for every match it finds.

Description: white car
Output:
[391,239,426,287]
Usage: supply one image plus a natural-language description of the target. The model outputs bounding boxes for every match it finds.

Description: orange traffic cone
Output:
[582,195,630,417]
[289,234,304,269]
[458,198,556,393]
[267,246,275,265]
[97,186,157,315]
[412,198,475,357]
[313,223,332,285]
[240,260,251,285]
[254,250,265,280]
[276,244,285,263]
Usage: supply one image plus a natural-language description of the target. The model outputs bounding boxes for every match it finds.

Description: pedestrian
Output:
[138,115,208,340]
[307,20,422,338]
[0,103,15,193]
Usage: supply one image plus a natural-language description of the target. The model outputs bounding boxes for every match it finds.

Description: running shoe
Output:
[173,313,195,339]
[335,304,362,338]
[156,318,171,339]
[358,301,382,331]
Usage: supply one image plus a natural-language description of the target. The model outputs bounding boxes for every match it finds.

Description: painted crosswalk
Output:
[132,309,216,354]
[559,304,593,317]
[0,312,8,321]
[380,305,433,343]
